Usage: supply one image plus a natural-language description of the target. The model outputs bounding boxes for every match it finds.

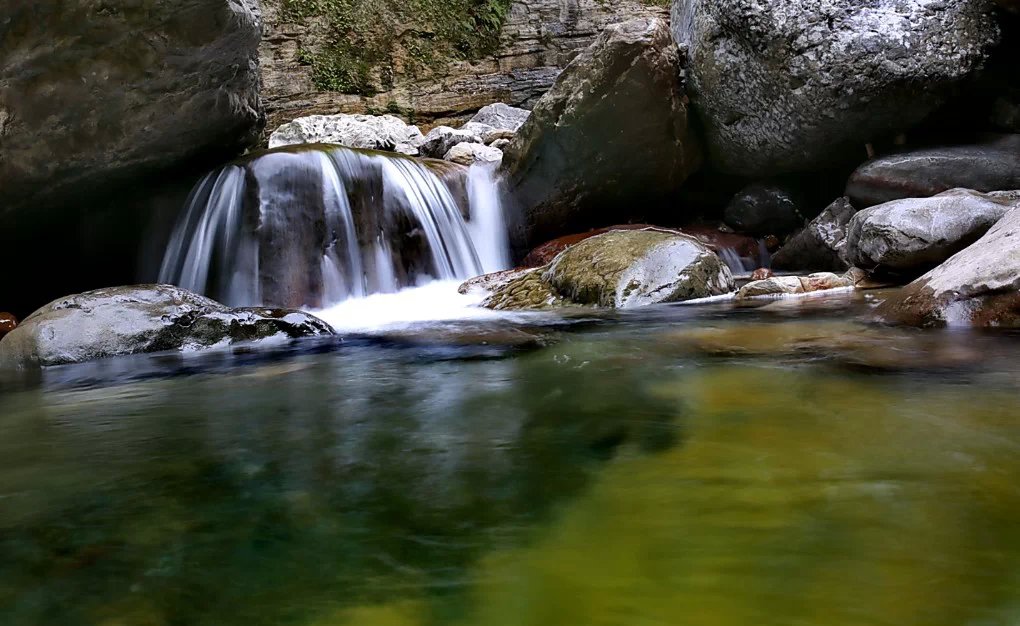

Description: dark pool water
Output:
[3,291,1020,626]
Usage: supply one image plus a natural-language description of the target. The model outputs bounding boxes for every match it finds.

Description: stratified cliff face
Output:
[260,0,666,131]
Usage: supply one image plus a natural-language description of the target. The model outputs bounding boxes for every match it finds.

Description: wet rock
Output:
[466,230,733,310]
[736,270,861,300]
[847,136,1020,208]
[268,114,426,155]
[546,230,733,308]
[0,0,264,216]
[772,197,857,273]
[0,285,335,369]
[468,104,531,133]
[444,143,503,166]
[502,17,701,251]
[0,313,17,340]
[724,184,806,237]
[751,268,774,281]
[420,126,484,159]
[875,206,1020,327]
[673,0,1001,176]
[844,189,1020,276]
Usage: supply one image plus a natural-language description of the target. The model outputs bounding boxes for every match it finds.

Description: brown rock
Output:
[0,313,17,340]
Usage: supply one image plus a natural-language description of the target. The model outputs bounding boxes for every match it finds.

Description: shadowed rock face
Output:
[0,285,334,369]
[501,17,702,255]
[672,0,1001,177]
[772,198,857,273]
[0,0,264,216]
[846,136,1020,208]
[875,206,1020,327]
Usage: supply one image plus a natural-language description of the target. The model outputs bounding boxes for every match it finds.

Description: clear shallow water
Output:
[3,291,1020,626]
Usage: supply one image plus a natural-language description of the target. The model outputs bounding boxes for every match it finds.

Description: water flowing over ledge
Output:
[158,145,511,310]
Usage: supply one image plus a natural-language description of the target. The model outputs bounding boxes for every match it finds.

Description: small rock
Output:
[772,197,857,273]
[751,268,774,281]
[736,270,859,299]
[724,183,806,237]
[420,126,484,159]
[468,103,531,133]
[0,313,17,339]
[489,138,512,151]
[269,114,426,155]
[844,188,1019,276]
[443,142,503,166]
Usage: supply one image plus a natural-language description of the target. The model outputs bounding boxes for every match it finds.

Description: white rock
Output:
[269,114,425,155]
[469,103,532,132]
[443,142,504,166]
[420,126,484,159]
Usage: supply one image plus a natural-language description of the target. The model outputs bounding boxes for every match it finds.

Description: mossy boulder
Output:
[0,285,335,369]
[462,230,734,310]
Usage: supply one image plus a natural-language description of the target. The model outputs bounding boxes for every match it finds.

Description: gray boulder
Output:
[468,103,531,133]
[501,17,702,251]
[465,230,734,310]
[844,189,1020,275]
[0,285,335,369]
[420,126,484,159]
[443,143,504,166]
[268,114,426,155]
[772,197,857,273]
[0,0,264,214]
[875,206,1020,327]
[846,136,1020,208]
[672,0,1001,176]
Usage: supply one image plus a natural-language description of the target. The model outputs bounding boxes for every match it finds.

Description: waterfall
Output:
[158,145,511,309]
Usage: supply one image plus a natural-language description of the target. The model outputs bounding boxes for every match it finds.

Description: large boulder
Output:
[672,0,1001,177]
[0,0,264,214]
[772,197,857,273]
[0,285,335,369]
[501,17,701,253]
[723,183,807,237]
[464,230,734,310]
[875,206,1020,327]
[468,104,531,133]
[268,114,426,155]
[846,136,1020,208]
[844,189,1020,276]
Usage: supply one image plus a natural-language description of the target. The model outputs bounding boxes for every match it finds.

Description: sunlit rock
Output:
[268,114,426,155]
[444,142,503,166]
[736,270,864,300]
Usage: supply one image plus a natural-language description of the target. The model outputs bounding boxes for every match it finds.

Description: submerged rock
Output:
[0,285,335,369]
[0,313,17,340]
[772,198,858,273]
[672,0,1001,176]
[847,136,1020,208]
[502,17,701,251]
[844,189,1020,276]
[268,114,426,155]
[0,0,264,215]
[444,143,503,166]
[724,184,806,237]
[465,230,734,310]
[875,206,1020,327]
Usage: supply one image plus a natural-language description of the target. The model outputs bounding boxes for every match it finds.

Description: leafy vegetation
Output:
[281,0,514,94]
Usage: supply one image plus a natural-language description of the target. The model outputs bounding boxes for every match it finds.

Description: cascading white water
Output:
[158,145,511,310]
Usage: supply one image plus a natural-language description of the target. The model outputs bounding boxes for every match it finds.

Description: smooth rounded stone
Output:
[724,184,806,237]
[0,0,264,216]
[420,126,484,159]
[772,197,858,273]
[847,136,1020,208]
[443,142,503,166]
[468,103,532,132]
[844,189,1019,276]
[876,205,1020,327]
[736,270,862,299]
[663,321,982,371]
[545,230,734,308]
[501,17,702,251]
[0,313,17,340]
[0,285,335,369]
[672,0,1001,177]
[268,114,426,155]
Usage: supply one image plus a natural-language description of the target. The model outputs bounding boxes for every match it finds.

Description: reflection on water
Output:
[2,299,1020,626]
